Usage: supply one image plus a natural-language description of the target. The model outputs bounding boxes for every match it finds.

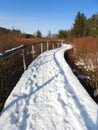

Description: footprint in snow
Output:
[57,93,66,107]
[33,74,37,78]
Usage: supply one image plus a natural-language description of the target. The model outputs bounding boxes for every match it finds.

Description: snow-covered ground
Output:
[75,57,96,71]
[0,44,98,130]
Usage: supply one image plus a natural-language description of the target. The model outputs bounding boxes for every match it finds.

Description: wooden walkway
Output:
[0,40,64,111]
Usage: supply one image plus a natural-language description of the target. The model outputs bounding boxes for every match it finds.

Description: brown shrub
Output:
[68,36,98,95]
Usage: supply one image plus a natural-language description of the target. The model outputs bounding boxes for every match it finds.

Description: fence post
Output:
[22,49,26,71]
[57,43,60,48]
[31,45,35,59]
[41,43,43,53]
[52,43,54,49]
[61,40,64,46]
[47,42,49,51]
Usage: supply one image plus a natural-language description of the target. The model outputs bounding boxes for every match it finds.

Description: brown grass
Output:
[0,36,60,52]
[68,37,98,101]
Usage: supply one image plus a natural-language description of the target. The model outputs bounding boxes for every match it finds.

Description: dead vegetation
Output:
[67,37,98,103]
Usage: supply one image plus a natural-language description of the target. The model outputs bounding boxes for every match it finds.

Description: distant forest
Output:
[0,11,98,39]
[0,27,42,38]
[58,11,98,39]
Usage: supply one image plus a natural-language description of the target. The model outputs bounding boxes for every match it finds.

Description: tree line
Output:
[0,27,42,38]
[0,11,98,39]
[58,11,98,38]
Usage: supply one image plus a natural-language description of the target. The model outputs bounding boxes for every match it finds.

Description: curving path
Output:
[0,44,98,130]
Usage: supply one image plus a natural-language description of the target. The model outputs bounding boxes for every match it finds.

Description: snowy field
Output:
[0,44,98,130]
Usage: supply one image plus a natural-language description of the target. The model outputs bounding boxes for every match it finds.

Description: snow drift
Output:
[0,44,98,130]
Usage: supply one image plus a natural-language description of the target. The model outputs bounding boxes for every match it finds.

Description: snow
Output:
[72,69,77,73]
[0,53,2,56]
[94,89,98,97]
[0,44,98,130]
[75,58,95,71]
[77,75,90,80]
[75,58,85,66]
[0,45,24,58]
[5,45,24,53]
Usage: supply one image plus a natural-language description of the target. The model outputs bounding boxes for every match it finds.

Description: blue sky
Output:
[0,0,98,36]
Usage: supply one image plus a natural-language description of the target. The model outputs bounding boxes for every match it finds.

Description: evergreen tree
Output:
[72,12,87,38]
[87,13,98,37]
[34,30,42,38]
[58,30,68,38]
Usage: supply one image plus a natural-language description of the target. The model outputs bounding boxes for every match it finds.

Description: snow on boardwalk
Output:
[0,44,98,130]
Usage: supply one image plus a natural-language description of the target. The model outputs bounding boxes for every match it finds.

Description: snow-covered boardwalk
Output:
[0,44,98,130]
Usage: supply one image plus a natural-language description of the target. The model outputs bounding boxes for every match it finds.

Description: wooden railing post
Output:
[47,42,49,51]
[57,43,60,48]
[22,49,26,71]
[41,43,43,53]
[31,45,35,59]
[61,40,64,46]
[52,43,54,49]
